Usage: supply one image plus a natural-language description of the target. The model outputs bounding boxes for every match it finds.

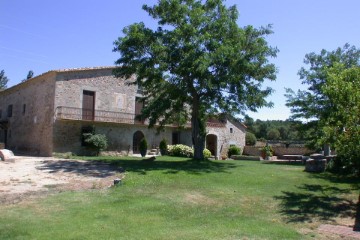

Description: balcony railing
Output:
[55,106,145,125]
[55,106,226,128]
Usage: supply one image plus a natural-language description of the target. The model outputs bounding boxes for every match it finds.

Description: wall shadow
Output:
[274,184,357,223]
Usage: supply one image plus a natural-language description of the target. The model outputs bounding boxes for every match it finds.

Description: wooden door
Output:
[82,91,95,120]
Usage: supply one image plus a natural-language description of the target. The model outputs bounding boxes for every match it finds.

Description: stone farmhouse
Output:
[0,67,246,158]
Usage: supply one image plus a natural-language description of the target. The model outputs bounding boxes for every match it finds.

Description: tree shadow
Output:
[36,160,123,178]
[102,158,239,175]
[274,184,357,223]
[308,172,360,188]
[37,158,238,178]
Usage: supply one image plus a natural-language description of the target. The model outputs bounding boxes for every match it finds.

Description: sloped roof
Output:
[0,66,117,94]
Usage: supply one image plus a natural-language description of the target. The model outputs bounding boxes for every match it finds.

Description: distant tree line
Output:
[243,116,307,144]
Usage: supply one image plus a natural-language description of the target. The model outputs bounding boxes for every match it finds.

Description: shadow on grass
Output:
[37,160,123,178]
[103,158,238,175]
[38,158,238,177]
[274,183,357,223]
[262,161,305,166]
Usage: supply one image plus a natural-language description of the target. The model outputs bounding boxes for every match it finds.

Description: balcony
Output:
[55,106,145,125]
[55,106,226,128]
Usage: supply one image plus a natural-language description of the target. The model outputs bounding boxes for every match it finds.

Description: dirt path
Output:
[0,156,124,203]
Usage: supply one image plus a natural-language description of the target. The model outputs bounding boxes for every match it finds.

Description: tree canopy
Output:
[285,44,360,148]
[0,70,9,90]
[321,64,360,175]
[113,0,278,159]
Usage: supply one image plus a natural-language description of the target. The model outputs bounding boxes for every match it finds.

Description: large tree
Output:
[285,44,360,149]
[0,70,9,90]
[321,64,360,174]
[320,64,360,231]
[113,0,278,159]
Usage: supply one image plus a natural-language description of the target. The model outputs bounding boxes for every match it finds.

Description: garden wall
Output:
[243,146,314,157]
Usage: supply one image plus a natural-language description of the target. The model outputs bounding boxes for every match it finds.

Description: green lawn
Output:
[0,157,358,239]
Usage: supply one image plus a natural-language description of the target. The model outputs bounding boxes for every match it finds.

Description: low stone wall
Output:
[243,146,314,157]
[274,147,314,156]
[243,146,262,156]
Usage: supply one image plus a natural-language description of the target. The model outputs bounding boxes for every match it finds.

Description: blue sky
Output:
[1,0,359,120]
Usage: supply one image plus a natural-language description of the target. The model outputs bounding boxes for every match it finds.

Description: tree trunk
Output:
[191,96,206,160]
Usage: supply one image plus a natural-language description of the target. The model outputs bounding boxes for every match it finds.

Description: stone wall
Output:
[243,146,314,157]
[53,119,192,155]
[54,68,137,114]
[0,67,247,157]
[0,72,56,156]
[207,119,246,159]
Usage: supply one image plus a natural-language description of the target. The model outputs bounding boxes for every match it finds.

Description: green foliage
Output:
[246,132,257,146]
[159,138,168,155]
[167,144,211,159]
[262,145,273,157]
[113,0,278,159]
[139,138,148,157]
[244,116,303,141]
[228,146,242,157]
[320,64,360,175]
[267,128,280,140]
[285,44,360,148]
[167,144,194,158]
[0,70,9,90]
[83,132,108,155]
[203,148,211,159]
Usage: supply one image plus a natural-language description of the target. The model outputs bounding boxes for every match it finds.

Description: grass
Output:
[0,156,358,239]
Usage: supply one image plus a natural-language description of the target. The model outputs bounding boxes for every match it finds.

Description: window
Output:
[230,128,233,133]
[23,104,26,115]
[7,105,13,118]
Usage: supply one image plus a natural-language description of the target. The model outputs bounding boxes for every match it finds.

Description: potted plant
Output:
[139,138,148,157]
[262,145,273,160]
[159,138,167,156]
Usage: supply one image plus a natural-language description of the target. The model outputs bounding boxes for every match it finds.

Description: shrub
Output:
[167,144,212,159]
[246,132,257,146]
[139,138,148,157]
[262,145,273,157]
[83,133,108,156]
[228,146,242,157]
[203,148,211,159]
[167,144,193,158]
[159,139,167,155]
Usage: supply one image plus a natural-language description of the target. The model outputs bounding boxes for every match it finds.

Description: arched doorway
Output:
[133,131,145,154]
[206,134,217,157]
